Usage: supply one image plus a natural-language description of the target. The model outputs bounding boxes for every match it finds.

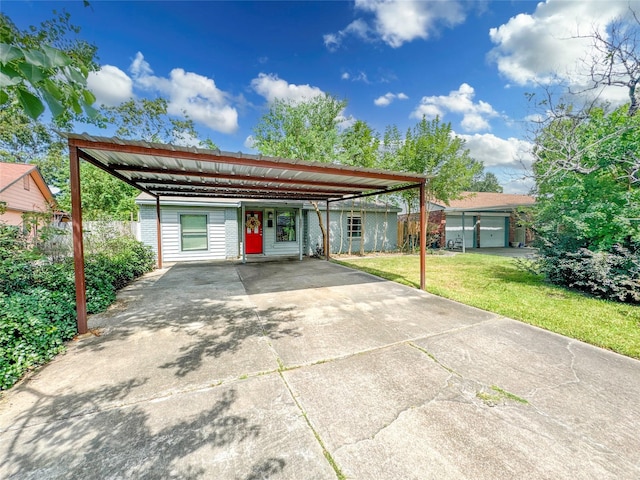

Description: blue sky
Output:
[4,0,638,193]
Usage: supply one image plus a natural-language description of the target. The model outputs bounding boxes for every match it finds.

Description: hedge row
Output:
[0,225,155,390]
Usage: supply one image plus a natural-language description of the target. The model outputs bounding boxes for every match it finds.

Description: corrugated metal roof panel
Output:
[62,133,429,201]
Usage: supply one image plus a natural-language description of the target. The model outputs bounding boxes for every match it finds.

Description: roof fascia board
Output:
[445,205,531,212]
[136,199,240,208]
[157,191,331,201]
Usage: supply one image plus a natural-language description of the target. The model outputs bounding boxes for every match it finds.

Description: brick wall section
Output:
[139,204,158,259]
[509,214,516,244]
[224,208,239,259]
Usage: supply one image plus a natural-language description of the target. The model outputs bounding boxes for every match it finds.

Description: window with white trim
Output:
[180,214,208,251]
[276,211,296,242]
[348,216,362,238]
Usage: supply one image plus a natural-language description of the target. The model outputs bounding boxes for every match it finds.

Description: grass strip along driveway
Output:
[335,253,640,360]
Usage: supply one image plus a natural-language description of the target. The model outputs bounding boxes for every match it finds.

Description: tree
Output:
[252,94,347,255]
[388,117,481,249]
[469,171,503,193]
[533,104,640,251]
[57,98,219,220]
[0,10,98,123]
[576,9,640,116]
[341,120,380,168]
[529,102,640,302]
[98,98,217,148]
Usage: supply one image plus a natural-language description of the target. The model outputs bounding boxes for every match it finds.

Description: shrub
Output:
[0,223,156,390]
[0,289,76,390]
[537,244,640,303]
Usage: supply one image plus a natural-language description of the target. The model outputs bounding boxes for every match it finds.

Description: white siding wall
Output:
[160,207,226,262]
[306,209,398,254]
[263,208,300,256]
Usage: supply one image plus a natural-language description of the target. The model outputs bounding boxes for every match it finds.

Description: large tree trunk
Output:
[311,201,327,258]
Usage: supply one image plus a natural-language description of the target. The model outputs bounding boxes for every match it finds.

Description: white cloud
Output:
[251,73,325,104]
[326,0,467,50]
[501,176,535,195]
[324,18,373,51]
[374,92,409,107]
[128,52,238,134]
[456,132,533,169]
[411,83,498,132]
[488,0,638,106]
[244,135,256,149]
[340,71,369,83]
[87,65,133,106]
[172,131,202,148]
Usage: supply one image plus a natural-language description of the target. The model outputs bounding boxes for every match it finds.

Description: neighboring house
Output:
[399,192,536,249]
[135,193,401,263]
[0,162,60,233]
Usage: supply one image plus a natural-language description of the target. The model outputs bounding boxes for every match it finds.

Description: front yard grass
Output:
[335,253,640,360]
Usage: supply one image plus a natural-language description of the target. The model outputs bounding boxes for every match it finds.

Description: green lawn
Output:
[335,253,640,359]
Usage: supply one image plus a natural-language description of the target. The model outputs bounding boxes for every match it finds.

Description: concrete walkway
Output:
[1,260,639,479]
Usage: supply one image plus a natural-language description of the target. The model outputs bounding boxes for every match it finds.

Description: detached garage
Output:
[439,192,535,249]
[478,214,509,248]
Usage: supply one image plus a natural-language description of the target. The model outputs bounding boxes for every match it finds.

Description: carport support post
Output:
[298,207,303,261]
[419,181,426,290]
[69,145,88,334]
[241,204,246,263]
[155,196,162,268]
[462,211,466,254]
[325,200,330,260]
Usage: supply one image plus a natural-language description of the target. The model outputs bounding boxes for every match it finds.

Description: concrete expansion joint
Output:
[407,342,462,377]
[276,371,347,480]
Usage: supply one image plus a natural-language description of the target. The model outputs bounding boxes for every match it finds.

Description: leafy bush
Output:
[0,223,156,390]
[537,244,640,303]
[0,289,76,390]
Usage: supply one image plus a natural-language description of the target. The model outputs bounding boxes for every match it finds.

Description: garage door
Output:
[480,216,507,247]
[445,215,475,248]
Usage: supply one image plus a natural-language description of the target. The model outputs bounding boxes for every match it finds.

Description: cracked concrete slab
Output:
[413,318,640,473]
[1,259,639,479]
[1,374,334,479]
[242,261,496,367]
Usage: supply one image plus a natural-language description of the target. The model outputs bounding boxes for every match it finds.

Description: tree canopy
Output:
[252,94,347,162]
[469,171,503,193]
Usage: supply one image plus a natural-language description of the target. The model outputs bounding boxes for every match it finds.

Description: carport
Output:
[65,133,429,334]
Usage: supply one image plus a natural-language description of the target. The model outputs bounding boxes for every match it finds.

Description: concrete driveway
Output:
[1,259,639,479]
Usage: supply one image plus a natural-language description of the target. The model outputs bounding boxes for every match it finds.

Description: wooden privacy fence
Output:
[398,215,445,250]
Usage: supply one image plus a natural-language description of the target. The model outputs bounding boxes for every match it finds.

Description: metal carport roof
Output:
[64,133,430,334]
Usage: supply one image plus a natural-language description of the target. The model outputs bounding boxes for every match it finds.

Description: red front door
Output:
[245,211,263,254]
